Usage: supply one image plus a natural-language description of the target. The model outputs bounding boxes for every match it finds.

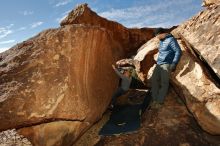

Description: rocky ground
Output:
[0,129,32,146]
[75,88,220,146]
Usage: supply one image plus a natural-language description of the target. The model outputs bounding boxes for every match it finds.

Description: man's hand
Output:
[170,64,176,72]
[112,64,116,70]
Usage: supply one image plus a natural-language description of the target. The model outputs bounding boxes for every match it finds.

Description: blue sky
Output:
[0,0,203,52]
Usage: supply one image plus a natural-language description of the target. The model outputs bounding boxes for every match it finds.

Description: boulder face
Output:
[0,3,155,145]
[175,4,220,78]
[0,26,119,131]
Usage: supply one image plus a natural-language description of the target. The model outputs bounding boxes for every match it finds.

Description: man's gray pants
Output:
[151,64,170,103]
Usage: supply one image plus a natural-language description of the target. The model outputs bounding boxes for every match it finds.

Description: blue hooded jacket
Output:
[157,34,182,65]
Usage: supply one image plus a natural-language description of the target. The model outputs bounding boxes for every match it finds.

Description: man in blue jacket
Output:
[151,28,182,105]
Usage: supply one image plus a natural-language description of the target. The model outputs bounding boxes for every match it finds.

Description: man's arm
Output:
[170,38,182,65]
[112,65,125,79]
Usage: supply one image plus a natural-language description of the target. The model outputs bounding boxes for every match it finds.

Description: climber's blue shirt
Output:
[157,34,182,65]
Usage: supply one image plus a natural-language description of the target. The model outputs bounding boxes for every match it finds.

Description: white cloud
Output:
[56,15,68,23]
[147,22,176,28]
[31,21,44,28]
[56,9,71,23]
[63,10,71,15]
[0,30,12,39]
[18,27,27,31]
[22,10,34,16]
[0,47,9,53]
[0,24,13,39]
[55,0,72,7]
[0,40,15,45]
[6,24,14,29]
[98,1,177,21]
[98,0,199,28]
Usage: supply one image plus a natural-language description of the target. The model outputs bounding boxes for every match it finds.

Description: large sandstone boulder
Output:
[134,38,159,81]
[0,26,120,141]
[0,4,155,145]
[175,4,220,78]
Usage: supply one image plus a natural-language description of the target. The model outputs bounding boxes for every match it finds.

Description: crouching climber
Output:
[110,64,133,108]
[110,65,147,108]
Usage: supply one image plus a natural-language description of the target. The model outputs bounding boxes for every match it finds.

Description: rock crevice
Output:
[179,34,220,88]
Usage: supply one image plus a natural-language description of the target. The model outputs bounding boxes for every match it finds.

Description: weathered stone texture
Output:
[175,5,220,78]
